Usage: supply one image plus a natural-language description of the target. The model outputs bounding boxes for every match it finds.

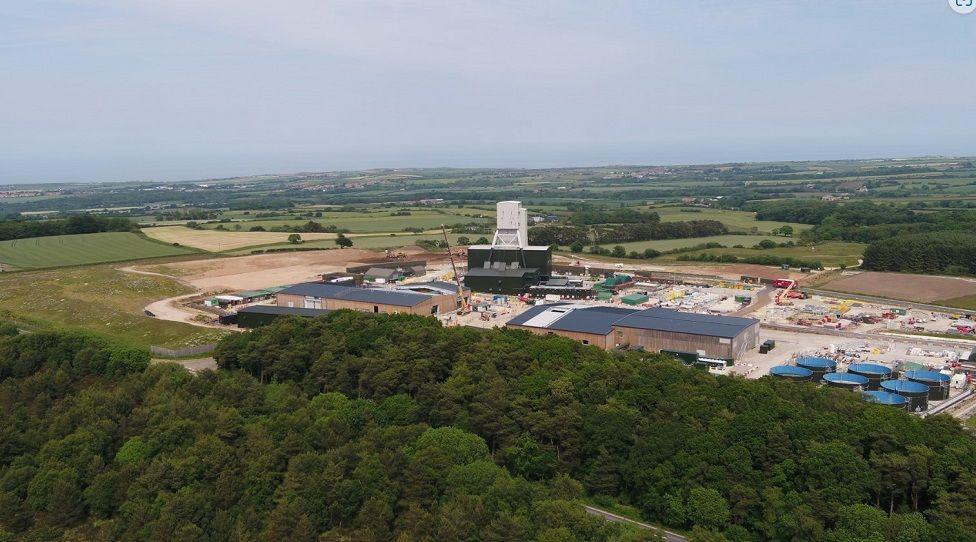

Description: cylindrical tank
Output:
[903,370,951,401]
[823,372,870,391]
[770,365,814,382]
[880,380,929,412]
[861,390,909,411]
[848,363,893,391]
[795,356,837,382]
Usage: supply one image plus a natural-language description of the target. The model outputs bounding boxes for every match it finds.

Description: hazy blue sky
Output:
[2,1,974,184]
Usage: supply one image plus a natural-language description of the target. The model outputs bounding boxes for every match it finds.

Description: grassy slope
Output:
[659,241,866,267]
[931,294,976,311]
[651,206,812,233]
[0,232,196,269]
[225,232,471,254]
[200,209,492,233]
[596,234,780,252]
[0,265,228,348]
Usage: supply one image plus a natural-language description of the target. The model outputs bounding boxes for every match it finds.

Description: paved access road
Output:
[583,505,687,542]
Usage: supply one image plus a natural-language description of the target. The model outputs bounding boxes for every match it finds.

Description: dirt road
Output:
[583,505,686,542]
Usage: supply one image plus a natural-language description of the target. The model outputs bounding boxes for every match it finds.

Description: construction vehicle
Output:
[775,279,808,305]
[384,249,406,260]
[441,225,471,315]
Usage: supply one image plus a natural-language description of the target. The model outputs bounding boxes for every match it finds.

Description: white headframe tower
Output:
[491,201,528,248]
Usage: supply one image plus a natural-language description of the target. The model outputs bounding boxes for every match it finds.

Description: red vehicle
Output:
[773,279,795,289]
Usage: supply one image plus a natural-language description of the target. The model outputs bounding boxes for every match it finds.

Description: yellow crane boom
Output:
[440,225,469,313]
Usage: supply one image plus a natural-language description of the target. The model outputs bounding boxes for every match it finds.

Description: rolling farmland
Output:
[0,232,197,270]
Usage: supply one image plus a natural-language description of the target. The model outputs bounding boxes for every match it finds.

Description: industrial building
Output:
[237,305,332,328]
[612,308,760,362]
[276,281,469,315]
[464,201,553,294]
[506,304,639,349]
[506,304,760,362]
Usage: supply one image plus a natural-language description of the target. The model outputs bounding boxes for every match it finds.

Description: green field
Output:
[0,265,228,348]
[0,232,197,269]
[594,234,780,253]
[662,241,866,267]
[934,294,976,311]
[650,206,811,234]
[201,208,492,234]
[227,232,473,254]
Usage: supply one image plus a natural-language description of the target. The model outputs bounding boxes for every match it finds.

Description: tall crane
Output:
[440,224,470,314]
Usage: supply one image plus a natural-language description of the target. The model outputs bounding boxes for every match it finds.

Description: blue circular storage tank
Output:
[904,370,951,401]
[848,363,892,391]
[862,390,909,410]
[770,365,814,382]
[880,380,929,412]
[823,372,870,390]
[795,356,837,382]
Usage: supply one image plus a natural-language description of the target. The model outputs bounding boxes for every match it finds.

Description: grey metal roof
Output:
[237,305,332,317]
[549,306,638,334]
[397,280,466,295]
[278,282,430,307]
[612,308,758,338]
[507,304,639,335]
[507,303,566,326]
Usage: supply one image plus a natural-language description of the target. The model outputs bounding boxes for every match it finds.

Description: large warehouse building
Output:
[276,281,469,315]
[506,304,760,362]
[464,201,553,294]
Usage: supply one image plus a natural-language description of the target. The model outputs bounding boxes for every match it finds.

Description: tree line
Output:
[528,220,728,247]
[751,201,976,243]
[211,313,976,541]
[862,231,976,276]
[0,215,138,242]
[0,326,650,542]
[5,315,976,540]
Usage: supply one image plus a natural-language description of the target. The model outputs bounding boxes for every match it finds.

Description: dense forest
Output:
[862,231,976,275]
[5,314,976,541]
[0,215,137,242]
[0,327,650,541]
[210,313,976,541]
[752,201,976,244]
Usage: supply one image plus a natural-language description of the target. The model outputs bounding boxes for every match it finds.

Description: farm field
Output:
[661,241,866,267]
[821,271,976,304]
[0,265,228,348]
[0,232,197,270]
[200,213,491,233]
[650,206,811,234]
[594,234,780,253]
[142,226,342,252]
[229,232,473,254]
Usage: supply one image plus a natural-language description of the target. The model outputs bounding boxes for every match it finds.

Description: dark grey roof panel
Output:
[506,303,566,326]
[549,306,638,335]
[278,282,429,307]
[613,308,758,337]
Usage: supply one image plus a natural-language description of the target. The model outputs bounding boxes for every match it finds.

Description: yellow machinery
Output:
[440,225,470,315]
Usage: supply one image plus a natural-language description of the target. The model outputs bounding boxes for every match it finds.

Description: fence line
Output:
[150,343,217,358]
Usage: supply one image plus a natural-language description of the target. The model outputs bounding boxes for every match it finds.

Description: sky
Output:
[1,0,974,184]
